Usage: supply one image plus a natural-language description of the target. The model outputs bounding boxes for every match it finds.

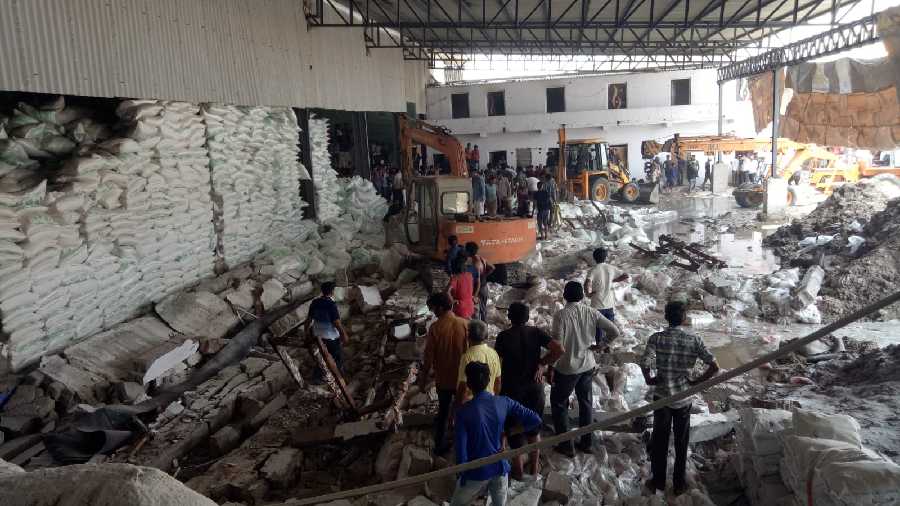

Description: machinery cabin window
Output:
[546,87,566,113]
[671,79,691,105]
[451,93,470,118]
[441,192,470,214]
[487,91,506,116]
[565,143,608,177]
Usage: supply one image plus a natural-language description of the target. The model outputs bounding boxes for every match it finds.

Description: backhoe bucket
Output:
[635,182,660,204]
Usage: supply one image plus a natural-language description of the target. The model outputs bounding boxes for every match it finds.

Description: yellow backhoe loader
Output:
[557,126,659,204]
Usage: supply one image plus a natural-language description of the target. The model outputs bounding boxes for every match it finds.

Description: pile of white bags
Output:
[777,409,900,506]
[308,117,341,224]
[735,409,794,505]
[203,104,309,267]
[1,97,315,372]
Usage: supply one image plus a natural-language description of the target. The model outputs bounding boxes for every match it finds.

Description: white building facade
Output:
[426,69,757,178]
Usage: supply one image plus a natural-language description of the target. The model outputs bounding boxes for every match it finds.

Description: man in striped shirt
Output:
[640,301,719,496]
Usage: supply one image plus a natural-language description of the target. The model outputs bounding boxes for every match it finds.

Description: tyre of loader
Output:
[621,182,640,202]
[590,177,611,202]
[635,182,660,204]
[733,183,764,208]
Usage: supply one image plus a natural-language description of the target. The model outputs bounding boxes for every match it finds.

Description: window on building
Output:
[487,91,506,116]
[671,79,691,106]
[546,87,566,113]
[451,93,470,118]
[608,83,627,109]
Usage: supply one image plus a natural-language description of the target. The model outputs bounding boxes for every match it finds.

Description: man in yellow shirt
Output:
[456,320,502,406]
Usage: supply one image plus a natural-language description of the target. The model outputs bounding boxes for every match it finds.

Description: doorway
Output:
[489,151,507,167]
[515,148,533,168]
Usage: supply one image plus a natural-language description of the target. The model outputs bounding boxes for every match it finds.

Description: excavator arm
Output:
[399,114,468,184]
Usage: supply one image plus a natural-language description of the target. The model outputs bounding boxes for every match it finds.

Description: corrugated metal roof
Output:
[0,0,426,112]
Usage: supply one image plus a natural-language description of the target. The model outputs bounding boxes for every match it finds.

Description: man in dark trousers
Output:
[550,281,620,457]
[420,293,468,455]
[305,282,350,381]
[640,301,720,496]
[702,158,713,190]
[494,302,563,479]
[450,362,542,505]
[676,156,686,186]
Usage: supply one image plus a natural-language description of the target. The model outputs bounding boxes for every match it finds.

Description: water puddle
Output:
[631,195,782,275]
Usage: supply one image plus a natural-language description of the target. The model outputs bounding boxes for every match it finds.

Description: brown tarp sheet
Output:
[748,6,900,150]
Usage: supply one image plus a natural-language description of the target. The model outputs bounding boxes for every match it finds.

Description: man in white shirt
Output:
[392,169,404,207]
[550,281,620,457]
[584,248,629,338]
[525,173,540,217]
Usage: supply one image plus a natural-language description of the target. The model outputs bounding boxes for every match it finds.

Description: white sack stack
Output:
[1,99,219,371]
[308,117,341,224]
[203,104,308,267]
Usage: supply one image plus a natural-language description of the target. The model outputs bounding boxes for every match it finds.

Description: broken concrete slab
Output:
[4,394,55,419]
[705,275,741,299]
[155,291,238,340]
[3,385,38,410]
[397,446,433,478]
[209,425,242,457]
[0,416,42,438]
[37,356,105,403]
[690,412,738,443]
[542,471,572,503]
[334,419,382,441]
[260,448,302,489]
[0,434,42,460]
[261,279,286,310]
[356,285,383,313]
[240,357,269,378]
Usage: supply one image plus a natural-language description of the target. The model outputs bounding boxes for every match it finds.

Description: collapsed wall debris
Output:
[764,176,900,320]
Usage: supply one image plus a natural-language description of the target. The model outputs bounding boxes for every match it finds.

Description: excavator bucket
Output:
[635,182,660,204]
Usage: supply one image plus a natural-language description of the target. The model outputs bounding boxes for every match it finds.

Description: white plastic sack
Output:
[792,409,862,447]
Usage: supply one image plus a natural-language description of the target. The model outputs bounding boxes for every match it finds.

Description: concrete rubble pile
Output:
[203,104,310,268]
[763,175,900,320]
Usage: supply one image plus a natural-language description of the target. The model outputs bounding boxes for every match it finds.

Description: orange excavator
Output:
[398,114,536,285]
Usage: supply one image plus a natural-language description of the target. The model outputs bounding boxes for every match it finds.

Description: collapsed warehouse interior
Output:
[0,0,899,505]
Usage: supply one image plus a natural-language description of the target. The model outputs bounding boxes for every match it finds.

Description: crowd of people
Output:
[468,162,560,240]
[645,153,770,194]
[645,155,711,194]
[411,247,720,504]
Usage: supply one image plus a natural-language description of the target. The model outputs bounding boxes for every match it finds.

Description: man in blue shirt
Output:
[445,235,463,274]
[304,282,349,382]
[451,362,542,506]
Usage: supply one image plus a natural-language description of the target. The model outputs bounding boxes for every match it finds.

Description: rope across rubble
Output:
[284,290,900,506]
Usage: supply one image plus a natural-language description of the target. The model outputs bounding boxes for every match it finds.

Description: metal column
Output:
[770,68,781,178]
[764,68,782,217]
[717,82,724,162]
